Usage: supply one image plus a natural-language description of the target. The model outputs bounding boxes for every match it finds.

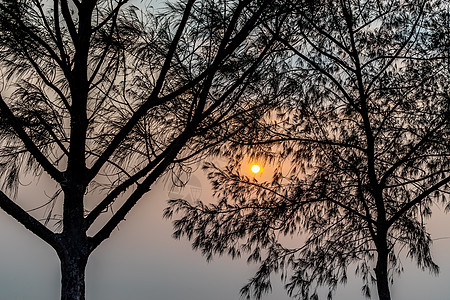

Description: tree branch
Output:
[387,175,450,227]
[85,137,182,227]
[89,132,190,250]
[379,121,446,188]
[0,95,65,183]
[87,0,196,182]
[0,189,61,251]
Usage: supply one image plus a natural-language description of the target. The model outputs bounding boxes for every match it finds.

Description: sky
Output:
[0,0,448,299]
[1,168,450,300]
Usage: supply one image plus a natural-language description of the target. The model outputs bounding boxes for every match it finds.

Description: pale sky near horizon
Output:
[0,0,448,298]
[0,169,450,300]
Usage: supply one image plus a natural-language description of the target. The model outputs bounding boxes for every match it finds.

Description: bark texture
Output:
[375,249,391,300]
[60,254,88,300]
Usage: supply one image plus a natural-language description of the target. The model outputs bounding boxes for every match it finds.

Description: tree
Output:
[166,0,450,299]
[0,0,284,299]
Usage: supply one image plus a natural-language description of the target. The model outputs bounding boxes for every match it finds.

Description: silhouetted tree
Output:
[166,0,450,299]
[0,0,285,299]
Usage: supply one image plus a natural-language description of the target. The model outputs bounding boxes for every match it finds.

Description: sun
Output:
[251,164,261,174]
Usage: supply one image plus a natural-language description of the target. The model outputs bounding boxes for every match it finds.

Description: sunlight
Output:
[251,164,261,174]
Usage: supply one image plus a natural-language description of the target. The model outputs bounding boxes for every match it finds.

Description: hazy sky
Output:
[1,170,450,300]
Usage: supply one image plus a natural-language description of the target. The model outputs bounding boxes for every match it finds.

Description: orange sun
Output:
[251,164,261,174]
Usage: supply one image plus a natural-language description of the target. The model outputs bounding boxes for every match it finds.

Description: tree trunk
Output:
[375,250,391,300]
[60,254,88,300]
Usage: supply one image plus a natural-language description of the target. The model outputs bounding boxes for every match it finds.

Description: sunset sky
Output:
[0,0,448,298]
[1,169,449,300]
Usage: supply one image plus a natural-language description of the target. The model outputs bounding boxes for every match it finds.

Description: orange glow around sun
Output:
[251,164,261,174]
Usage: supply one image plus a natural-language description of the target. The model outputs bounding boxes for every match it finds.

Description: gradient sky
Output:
[0,168,450,300]
[0,0,447,298]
